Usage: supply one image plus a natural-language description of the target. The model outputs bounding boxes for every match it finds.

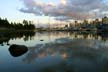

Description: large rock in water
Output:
[9,44,28,57]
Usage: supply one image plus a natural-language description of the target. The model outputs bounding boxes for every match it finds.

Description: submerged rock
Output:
[9,44,28,57]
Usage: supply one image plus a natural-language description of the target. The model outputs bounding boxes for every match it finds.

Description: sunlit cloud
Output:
[19,0,108,21]
[60,0,66,5]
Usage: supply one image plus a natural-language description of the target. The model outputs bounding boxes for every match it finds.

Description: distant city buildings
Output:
[102,16,108,24]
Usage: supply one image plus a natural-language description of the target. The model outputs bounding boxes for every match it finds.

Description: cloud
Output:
[60,0,66,5]
[55,16,72,21]
[19,0,108,20]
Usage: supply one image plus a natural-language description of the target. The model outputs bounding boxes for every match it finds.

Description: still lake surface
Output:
[0,31,108,72]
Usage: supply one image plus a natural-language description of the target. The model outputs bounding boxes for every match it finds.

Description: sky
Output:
[0,0,108,24]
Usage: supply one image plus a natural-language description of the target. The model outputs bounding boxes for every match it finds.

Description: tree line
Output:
[0,18,35,30]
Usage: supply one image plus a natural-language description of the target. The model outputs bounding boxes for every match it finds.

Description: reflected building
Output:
[6,32,108,72]
[1,31,108,46]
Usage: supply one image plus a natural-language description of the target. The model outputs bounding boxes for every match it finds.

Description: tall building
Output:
[102,16,108,24]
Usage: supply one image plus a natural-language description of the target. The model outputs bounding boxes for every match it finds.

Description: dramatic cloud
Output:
[19,0,108,20]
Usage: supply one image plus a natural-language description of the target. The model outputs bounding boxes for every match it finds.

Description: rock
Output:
[9,44,28,57]
[40,39,44,41]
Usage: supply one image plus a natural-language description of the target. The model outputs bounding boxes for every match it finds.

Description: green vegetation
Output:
[0,18,35,31]
[0,16,108,32]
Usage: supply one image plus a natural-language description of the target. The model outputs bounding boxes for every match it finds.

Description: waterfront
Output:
[0,31,108,72]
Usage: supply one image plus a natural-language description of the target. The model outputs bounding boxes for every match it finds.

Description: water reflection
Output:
[13,37,108,72]
[0,31,35,46]
[2,31,108,72]
[97,32,108,41]
[1,31,108,46]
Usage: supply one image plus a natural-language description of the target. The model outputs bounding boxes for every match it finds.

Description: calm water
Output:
[0,31,108,72]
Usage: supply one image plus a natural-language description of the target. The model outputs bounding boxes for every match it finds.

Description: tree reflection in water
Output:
[1,31,108,46]
[0,31,35,46]
[7,31,108,72]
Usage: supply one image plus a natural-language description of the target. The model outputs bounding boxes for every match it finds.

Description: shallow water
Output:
[0,31,108,72]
